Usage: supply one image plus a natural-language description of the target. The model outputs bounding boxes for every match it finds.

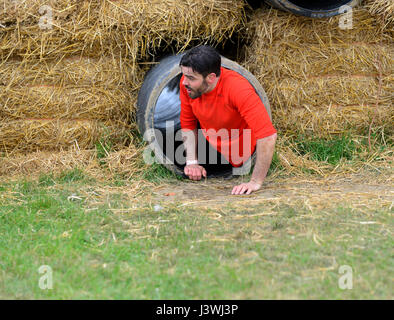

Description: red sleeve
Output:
[179,75,198,131]
[228,75,276,139]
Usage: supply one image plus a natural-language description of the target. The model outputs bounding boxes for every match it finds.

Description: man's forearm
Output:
[181,128,198,162]
[250,133,277,185]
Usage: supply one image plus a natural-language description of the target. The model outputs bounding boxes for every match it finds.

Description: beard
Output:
[185,79,209,99]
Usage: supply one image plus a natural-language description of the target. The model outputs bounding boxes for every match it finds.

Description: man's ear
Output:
[206,72,217,84]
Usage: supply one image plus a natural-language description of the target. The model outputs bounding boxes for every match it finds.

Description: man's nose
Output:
[182,78,188,87]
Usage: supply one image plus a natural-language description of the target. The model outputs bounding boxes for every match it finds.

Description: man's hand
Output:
[231,181,261,195]
[184,164,207,181]
[231,133,277,195]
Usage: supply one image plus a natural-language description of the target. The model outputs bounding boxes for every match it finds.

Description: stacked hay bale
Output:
[0,0,247,157]
[244,2,393,140]
[0,55,138,152]
[365,0,394,29]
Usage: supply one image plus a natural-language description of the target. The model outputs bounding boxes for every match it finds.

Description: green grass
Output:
[0,173,392,299]
[294,135,358,165]
[142,162,183,183]
[0,133,391,299]
[57,168,88,183]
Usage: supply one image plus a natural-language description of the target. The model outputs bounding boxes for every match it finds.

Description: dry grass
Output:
[0,142,147,179]
[0,133,391,180]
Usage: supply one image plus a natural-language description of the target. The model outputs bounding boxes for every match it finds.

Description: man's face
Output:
[180,66,209,99]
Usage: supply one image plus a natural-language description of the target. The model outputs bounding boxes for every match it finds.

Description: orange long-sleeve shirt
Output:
[180,67,276,167]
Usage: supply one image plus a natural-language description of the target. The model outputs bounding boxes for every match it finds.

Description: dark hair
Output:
[179,45,221,78]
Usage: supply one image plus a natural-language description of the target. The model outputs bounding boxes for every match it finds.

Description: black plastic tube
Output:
[264,0,360,18]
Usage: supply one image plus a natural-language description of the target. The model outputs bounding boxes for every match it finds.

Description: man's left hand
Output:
[231,181,261,195]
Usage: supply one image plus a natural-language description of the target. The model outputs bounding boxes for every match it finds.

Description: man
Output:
[179,45,277,195]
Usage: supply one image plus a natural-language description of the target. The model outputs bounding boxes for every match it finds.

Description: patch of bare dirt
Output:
[151,170,393,209]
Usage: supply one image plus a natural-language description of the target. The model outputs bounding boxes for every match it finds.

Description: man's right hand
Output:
[184,164,207,181]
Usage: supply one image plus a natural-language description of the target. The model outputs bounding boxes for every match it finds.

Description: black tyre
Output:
[264,0,360,18]
[136,53,272,177]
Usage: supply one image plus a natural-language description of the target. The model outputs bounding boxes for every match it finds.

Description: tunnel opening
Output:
[289,0,353,11]
[137,54,270,179]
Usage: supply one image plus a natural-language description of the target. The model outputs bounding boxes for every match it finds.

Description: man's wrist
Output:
[250,178,262,186]
[186,159,198,166]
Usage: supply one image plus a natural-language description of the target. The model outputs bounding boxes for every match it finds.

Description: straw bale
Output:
[0,149,98,176]
[0,119,133,153]
[244,6,393,138]
[273,103,393,137]
[1,0,247,62]
[0,1,118,61]
[0,0,77,25]
[268,75,392,109]
[245,7,392,46]
[0,55,143,88]
[0,55,141,149]
[0,143,145,178]
[0,85,137,123]
[99,0,247,53]
[365,0,394,28]
[0,119,101,152]
[247,42,393,80]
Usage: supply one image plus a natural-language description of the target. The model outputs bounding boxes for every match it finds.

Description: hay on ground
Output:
[0,144,148,181]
